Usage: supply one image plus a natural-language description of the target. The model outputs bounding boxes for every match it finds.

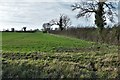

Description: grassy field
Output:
[1,32,119,79]
[2,32,93,53]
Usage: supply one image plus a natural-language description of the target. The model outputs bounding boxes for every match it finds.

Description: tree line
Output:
[2,27,39,33]
[42,0,119,43]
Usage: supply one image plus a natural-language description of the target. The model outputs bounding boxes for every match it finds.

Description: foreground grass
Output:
[2,48,119,79]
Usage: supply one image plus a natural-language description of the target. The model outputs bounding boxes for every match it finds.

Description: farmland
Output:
[2,32,92,53]
[1,32,120,79]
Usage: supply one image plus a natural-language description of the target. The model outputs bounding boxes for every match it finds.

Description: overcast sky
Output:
[0,0,119,31]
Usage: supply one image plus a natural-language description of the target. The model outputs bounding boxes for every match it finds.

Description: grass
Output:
[1,32,120,79]
[2,50,119,79]
[2,32,92,53]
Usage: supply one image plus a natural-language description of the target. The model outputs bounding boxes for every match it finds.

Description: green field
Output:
[2,32,93,53]
[1,32,119,79]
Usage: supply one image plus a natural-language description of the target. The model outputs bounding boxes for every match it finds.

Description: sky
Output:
[0,0,119,31]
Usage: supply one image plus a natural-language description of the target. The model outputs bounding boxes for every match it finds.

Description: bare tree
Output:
[71,0,117,41]
[62,15,72,29]
[42,23,52,33]
[11,28,15,32]
[22,27,27,32]
[50,14,71,31]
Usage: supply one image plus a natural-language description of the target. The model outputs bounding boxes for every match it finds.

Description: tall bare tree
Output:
[50,14,71,31]
[71,0,117,41]
[62,15,72,29]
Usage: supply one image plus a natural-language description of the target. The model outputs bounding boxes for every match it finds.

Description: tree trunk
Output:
[95,2,106,42]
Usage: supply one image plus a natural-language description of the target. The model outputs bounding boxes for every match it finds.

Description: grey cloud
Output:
[0,0,106,30]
